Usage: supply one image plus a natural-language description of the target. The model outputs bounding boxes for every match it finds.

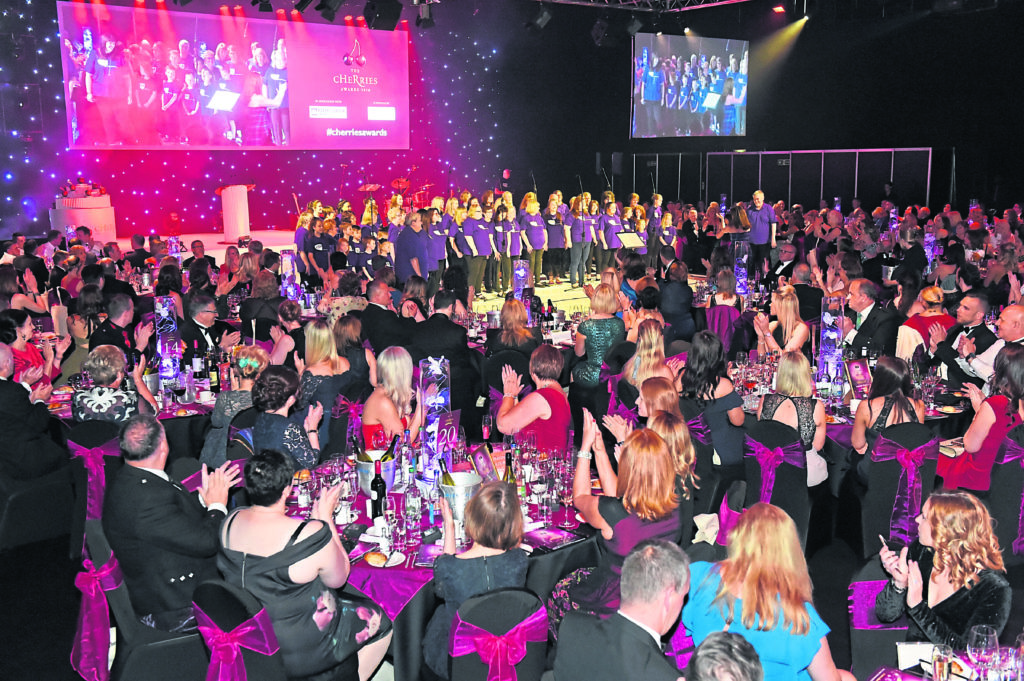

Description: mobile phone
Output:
[341,522,368,553]
[878,534,889,550]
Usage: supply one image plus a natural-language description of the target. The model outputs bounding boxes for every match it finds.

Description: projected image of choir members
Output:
[240,69,285,146]
[160,64,184,143]
[638,55,666,137]
[180,71,205,144]
[265,49,289,146]
[84,34,131,145]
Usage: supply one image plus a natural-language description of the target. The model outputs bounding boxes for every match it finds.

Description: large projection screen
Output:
[631,32,748,138]
[56,1,410,150]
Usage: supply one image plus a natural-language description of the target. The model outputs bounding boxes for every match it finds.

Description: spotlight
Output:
[415,3,434,28]
[772,4,786,12]
[525,6,552,31]
[313,0,342,21]
[625,15,643,37]
[684,26,690,33]
[364,0,403,29]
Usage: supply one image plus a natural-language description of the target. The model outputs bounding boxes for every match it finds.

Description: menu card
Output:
[522,527,586,552]
[414,542,445,567]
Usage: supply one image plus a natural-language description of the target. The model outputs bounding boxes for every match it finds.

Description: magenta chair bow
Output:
[69,442,118,522]
[194,604,280,681]
[687,413,711,445]
[743,436,806,503]
[996,439,1024,554]
[332,395,364,433]
[488,385,533,421]
[871,437,939,546]
[449,607,547,681]
[71,553,123,681]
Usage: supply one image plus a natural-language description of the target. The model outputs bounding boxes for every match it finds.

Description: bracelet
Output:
[577,450,592,460]
[503,393,517,399]
[306,429,318,435]
[891,581,907,593]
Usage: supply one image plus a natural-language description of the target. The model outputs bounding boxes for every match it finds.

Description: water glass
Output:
[995,647,1019,681]
[968,625,999,680]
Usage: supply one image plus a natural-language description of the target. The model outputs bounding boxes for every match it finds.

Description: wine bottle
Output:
[207,350,220,393]
[401,429,414,484]
[370,460,386,519]
[417,426,426,474]
[379,434,399,462]
[351,434,371,462]
[439,456,455,486]
[191,341,204,376]
[502,450,516,486]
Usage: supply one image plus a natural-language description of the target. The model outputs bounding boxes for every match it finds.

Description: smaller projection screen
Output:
[631,33,749,139]
[56,1,410,150]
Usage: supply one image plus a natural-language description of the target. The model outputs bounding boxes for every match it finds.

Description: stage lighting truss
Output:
[535,0,753,12]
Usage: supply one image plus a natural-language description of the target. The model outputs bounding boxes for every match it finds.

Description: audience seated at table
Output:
[660,261,697,343]
[200,345,269,467]
[683,503,855,681]
[399,275,429,322]
[552,540,690,681]
[410,291,481,418]
[0,308,71,386]
[154,263,185,320]
[624,283,666,343]
[496,344,571,453]
[238,270,285,343]
[318,270,368,328]
[708,269,743,312]
[757,352,827,472]
[268,299,305,371]
[0,342,66,480]
[925,290,995,388]
[422,481,528,680]
[957,303,1024,387]
[896,286,956,362]
[61,283,104,382]
[572,283,626,388]
[619,319,680,402]
[180,293,241,365]
[942,343,1024,493]
[841,279,899,357]
[104,414,238,632]
[754,286,811,355]
[251,365,322,469]
[548,428,681,637]
[850,356,927,481]
[0,264,48,314]
[875,490,1011,647]
[361,278,415,355]
[332,314,376,397]
[362,346,422,450]
[218,449,392,681]
[295,318,351,409]
[484,298,542,358]
[72,345,156,422]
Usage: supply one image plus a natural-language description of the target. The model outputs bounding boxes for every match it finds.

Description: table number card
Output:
[845,359,872,400]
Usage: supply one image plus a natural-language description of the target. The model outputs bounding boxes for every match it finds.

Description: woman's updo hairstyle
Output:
[245,449,295,506]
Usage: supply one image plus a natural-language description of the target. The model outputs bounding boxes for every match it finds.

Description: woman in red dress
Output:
[496,344,571,454]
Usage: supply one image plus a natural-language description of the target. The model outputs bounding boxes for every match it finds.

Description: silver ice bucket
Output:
[440,471,482,523]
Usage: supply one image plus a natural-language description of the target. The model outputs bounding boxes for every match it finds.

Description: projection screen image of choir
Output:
[631,33,749,138]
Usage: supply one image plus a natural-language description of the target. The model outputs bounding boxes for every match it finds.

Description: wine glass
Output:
[557,467,576,530]
[967,624,999,680]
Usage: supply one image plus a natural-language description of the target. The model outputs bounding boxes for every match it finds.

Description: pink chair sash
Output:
[716,494,744,546]
[69,441,120,522]
[848,580,908,631]
[871,437,939,546]
[487,385,533,421]
[449,606,547,681]
[331,395,364,433]
[995,439,1024,554]
[743,436,806,503]
[687,413,711,445]
[71,554,123,681]
[193,604,280,681]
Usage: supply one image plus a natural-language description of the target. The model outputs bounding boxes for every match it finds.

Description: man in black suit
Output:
[791,264,825,323]
[925,291,997,388]
[361,278,414,354]
[767,242,797,291]
[179,293,241,366]
[411,290,481,431]
[97,258,138,303]
[125,234,151,270]
[0,343,66,480]
[182,239,217,270]
[13,239,49,292]
[103,414,238,631]
[656,245,678,284]
[551,540,689,681]
[687,632,764,681]
[90,294,154,366]
[840,279,899,356]
[944,299,1020,388]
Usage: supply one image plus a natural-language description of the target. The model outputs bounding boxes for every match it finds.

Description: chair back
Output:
[989,426,1024,565]
[743,421,810,547]
[68,419,123,448]
[193,580,287,681]
[449,588,548,681]
[483,350,532,393]
[601,341,636,378]
[863,422,938,557]
[679,399,719,516]
[847,558,907,678]
[230,407,260,430]
[69,441,123,559]
[706,305,741,354]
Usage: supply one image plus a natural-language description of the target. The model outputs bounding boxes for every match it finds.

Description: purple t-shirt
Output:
[394,226,429,282]
[428,219,448,265]
[387,220,403,245]
[658,223,677,244]
[747,203,773,245]
[581,215,597,243]
[294,226,308,273]
[600,214,623,249]
[520,213,547,250]
[465,217,492,257]
[544,213,566,249]
[502,219,522,257]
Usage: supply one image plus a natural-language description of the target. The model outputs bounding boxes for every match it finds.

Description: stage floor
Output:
[140,229,594,314]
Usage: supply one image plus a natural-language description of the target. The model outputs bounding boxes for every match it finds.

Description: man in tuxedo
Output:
[656,245,678,283]
[840,279,898,356]
[361,277,414,354]
[411,289,480,426]
[926,291,997,388]
[0,343,66,480]
[97,258,138,303]
[179,293,241,365]
[90,294,154,364]
[955,303,1024,386]
[13,239,49,291]
[181,239,217,270]
[551,540,689,681]
[791,264,824,323]
[688,632,763,681]
[103,414,238,631]
[125,234,151,269]
[767,242,798,291]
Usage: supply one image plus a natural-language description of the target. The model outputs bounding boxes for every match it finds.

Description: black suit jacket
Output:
[89,318,135,359]
[0,378,67,480]
[103,465,224,622]
[931,322,998,388]
[361,303,415,355]
[553,612,679,681]
[768,259,796,290]
[126,249,151,270]
[793,283,825,323]
[182,254,217,270]
[847,304,899,356]
[103,275,138,303]
[411,314,480,410]
[180,317,237,364]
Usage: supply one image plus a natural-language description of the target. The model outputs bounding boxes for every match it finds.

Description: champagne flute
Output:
[967,624,999,681]
[557,471,575,529]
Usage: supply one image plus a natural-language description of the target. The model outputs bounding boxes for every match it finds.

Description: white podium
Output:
[49,192,117,244]
[216,183,255,244]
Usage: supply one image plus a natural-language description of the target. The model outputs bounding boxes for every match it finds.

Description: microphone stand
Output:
[576,174,584,196]
[601,167,612,192]
[530,170,538,196]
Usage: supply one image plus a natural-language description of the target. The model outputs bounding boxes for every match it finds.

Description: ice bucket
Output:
[440,471,482,523]
[356,450,397,496]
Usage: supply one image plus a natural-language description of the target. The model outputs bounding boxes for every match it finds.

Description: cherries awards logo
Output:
[342,40,366,67]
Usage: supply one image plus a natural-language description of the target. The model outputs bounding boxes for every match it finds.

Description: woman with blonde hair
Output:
[485,298,541,358]
[296,318,350,411]
[572,283,626,388]
[201,345,270,466]
[220,245,241,279]
[361,346,422,449]
[897,285,956,361]
[754,286,810,354]
[684,503,854,681]
[621,319,677,391]
[547,427,681,636]
[758,351,826,451]
[876,491,1011,647]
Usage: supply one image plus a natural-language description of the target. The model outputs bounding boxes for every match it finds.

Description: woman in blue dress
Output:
[682,503,854,681]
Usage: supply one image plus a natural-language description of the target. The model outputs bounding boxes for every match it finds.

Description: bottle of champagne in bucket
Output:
[351,434,371,463]
[439,456,455,486]
[502,450,516,486]
[370,460,386,519]
[380,435,399,462]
